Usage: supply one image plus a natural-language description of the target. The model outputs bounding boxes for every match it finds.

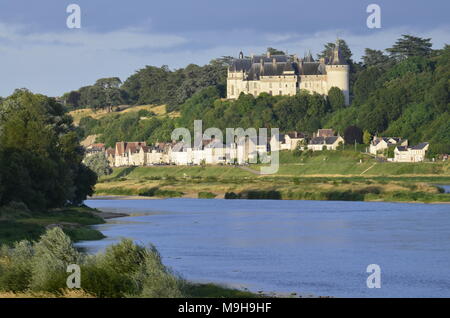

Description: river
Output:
[78,198,450,297]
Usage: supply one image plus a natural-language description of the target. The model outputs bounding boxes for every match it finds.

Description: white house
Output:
[283,132,306,150]
[370,137,408,155]
[170,142,192,165]
[307,135,344,151]
[394,142,429,162]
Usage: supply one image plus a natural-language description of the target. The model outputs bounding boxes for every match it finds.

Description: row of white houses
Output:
[85,129,348,167]
[85,130,430,167]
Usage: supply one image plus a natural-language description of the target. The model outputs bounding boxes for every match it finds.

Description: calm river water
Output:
[78,198,450,297]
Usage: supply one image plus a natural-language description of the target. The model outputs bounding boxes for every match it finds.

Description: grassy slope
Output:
[0,207,106,246]
[70,104,179,126]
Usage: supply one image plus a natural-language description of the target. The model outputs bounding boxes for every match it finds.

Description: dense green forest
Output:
[62,59,229,112]
[0,90,97,211]
[75,35,449,156]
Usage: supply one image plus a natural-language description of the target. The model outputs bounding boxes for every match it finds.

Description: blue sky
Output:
[0,0,449,97]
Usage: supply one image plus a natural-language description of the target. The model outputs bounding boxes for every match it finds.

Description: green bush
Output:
[0,229,184,297]
[30,227,82,293]
[224,192,239,199]
[198,192,217,199]
[0,240,34,292]
[0,201,31,220]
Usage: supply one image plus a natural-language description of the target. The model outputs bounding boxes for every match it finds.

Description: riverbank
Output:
[0,205,123,246]
[93,151,450,204]
[94,173,450,204]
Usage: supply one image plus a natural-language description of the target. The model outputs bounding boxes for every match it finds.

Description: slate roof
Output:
[410,142,429,150]
[230,54,326,79]
[396,146,409,152]
[309,136,340,145]
[229,46,345,78]
[372,137,404,146]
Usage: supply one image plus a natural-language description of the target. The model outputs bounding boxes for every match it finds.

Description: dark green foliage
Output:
[386,35,433,61]
[0,90,97,210]
[198,192,217,199]
[344,126,363,144]
[224,192,239,199]
[63,77,125,110]
[121,60,227,111]
[225,190,282,200]
[362,48,390,68]
[138,187,183,198]
[267,47,285,55]
[327,87,345,111]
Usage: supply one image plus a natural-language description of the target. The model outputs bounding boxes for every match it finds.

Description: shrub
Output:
[0,201,31,220]
[224,192,239,199]
[0,240,34,292]
[198,192,217,199]
[132,245,183,298]
[30,227,82,293]
[0,230,185,298]
[356,186,382,195]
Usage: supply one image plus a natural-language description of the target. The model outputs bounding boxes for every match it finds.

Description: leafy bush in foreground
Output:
[0,228,184,297]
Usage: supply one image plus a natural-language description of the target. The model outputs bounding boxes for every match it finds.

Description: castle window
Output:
[279,91,282,95]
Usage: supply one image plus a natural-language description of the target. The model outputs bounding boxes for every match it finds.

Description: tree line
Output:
[62,59,229,112]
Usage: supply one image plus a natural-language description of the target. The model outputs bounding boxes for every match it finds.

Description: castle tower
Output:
[325,40,350,105]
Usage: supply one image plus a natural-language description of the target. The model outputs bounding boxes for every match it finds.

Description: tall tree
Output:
[344,126,363,144]
[327,87,346,112]
[318,39,353,65]
[386,35,433,60]
[267,48,285,55]
[362,48,390,67]
[0,90,96,210]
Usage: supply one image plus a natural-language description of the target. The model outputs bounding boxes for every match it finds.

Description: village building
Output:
[85,143,106,157]
[315,129,335,138]
[114,141,147,167]
[227,40,350,105]
[282,132,307,150]
[306,129,344,151]
[394,143,429,163]
[369,136,408,155]
[105,147,115,166]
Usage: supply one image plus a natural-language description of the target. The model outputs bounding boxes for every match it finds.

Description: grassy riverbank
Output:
[0,228,260,298]
[0,205,107,246]
[94,151,450,204]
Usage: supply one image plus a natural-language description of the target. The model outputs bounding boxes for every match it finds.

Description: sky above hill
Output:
[0,0,449,97]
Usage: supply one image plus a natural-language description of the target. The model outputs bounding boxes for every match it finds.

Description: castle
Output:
[227,40,350,105]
